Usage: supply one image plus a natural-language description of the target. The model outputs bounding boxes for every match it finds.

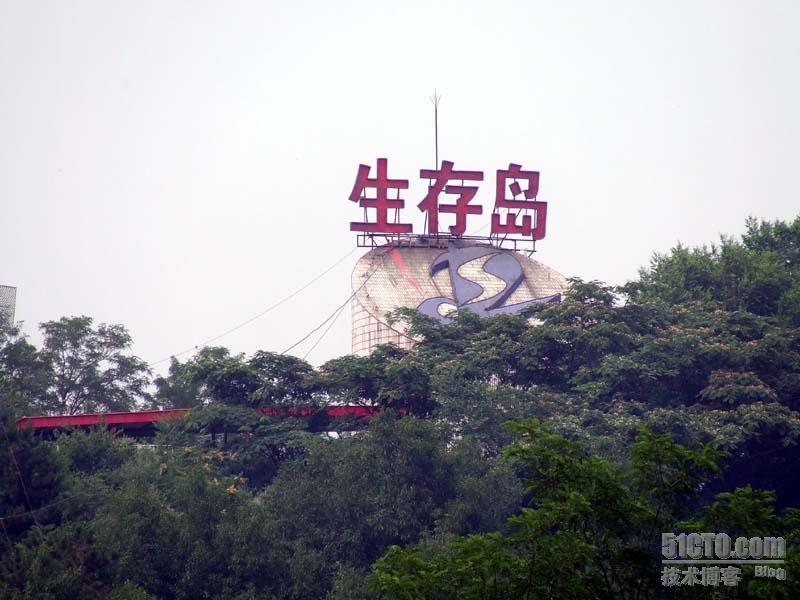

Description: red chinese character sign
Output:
[348,158,548,247]
[491,163,547,240]
[418,161,483,236]
[348,158,412,233]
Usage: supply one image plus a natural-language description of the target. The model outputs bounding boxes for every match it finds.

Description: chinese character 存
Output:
[720,566,741,587]
[660,567,682,587]
[418,161,484,235]
[348,158,413,234]
[680,566,702,586]
[490,163,548,240]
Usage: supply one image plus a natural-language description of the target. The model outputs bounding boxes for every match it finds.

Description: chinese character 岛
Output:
[490,163,547,240]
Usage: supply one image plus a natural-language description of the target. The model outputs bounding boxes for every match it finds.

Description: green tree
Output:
[249,351,318,405]
[370,420,726,600]
[625,215,800,324]
[259,413,520,598]
[155,348,319,409]
[37,316,151,414]
[152,356,205,409]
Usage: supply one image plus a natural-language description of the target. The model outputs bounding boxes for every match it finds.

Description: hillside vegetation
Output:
[2,216,799,599]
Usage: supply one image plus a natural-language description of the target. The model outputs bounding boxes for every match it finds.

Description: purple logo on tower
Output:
[416,246,560,323]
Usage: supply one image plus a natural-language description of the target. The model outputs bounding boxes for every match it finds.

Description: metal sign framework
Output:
[355,232,538,254]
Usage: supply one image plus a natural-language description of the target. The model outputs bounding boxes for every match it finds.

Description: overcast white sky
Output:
[2,0,798,373]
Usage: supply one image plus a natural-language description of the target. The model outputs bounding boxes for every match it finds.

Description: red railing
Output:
[15,405,386,433]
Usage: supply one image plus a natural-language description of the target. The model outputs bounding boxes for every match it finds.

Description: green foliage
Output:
[183,403,262,436]
[625,215,800,325]
[679,487,800,597]
[370,421,727,599]
[320,345,435,414]
[182,403,307,488]
[4,317,144,417]
[258,415,454,595]
[152,357,205,409]
[630,428,726,519]
[1,214,800,598]
[699,370,778,407]
[54,427,136,476]
[155,348,321,409]
[0,409,63,538]
[40,316,151,414]
[249,351,318,404]
[0,323,49,415]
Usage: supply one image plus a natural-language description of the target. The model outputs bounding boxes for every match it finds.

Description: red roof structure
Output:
[15,405,386,436]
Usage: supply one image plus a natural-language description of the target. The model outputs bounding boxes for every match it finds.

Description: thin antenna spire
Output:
[430,90,441,167]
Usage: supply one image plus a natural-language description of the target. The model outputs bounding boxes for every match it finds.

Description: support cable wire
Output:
[281,269,373,356]
[0,420,45,542]
[0,516,11,547]
[302,299,348,361]
[0,491,91,523]
[149,246,359,367]
[282,248,388,356]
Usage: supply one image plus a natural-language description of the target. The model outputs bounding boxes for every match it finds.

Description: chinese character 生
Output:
[349,158,413,234]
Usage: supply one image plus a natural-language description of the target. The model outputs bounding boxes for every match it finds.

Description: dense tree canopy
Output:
[2,316,151,415]
[1,215,798,598]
